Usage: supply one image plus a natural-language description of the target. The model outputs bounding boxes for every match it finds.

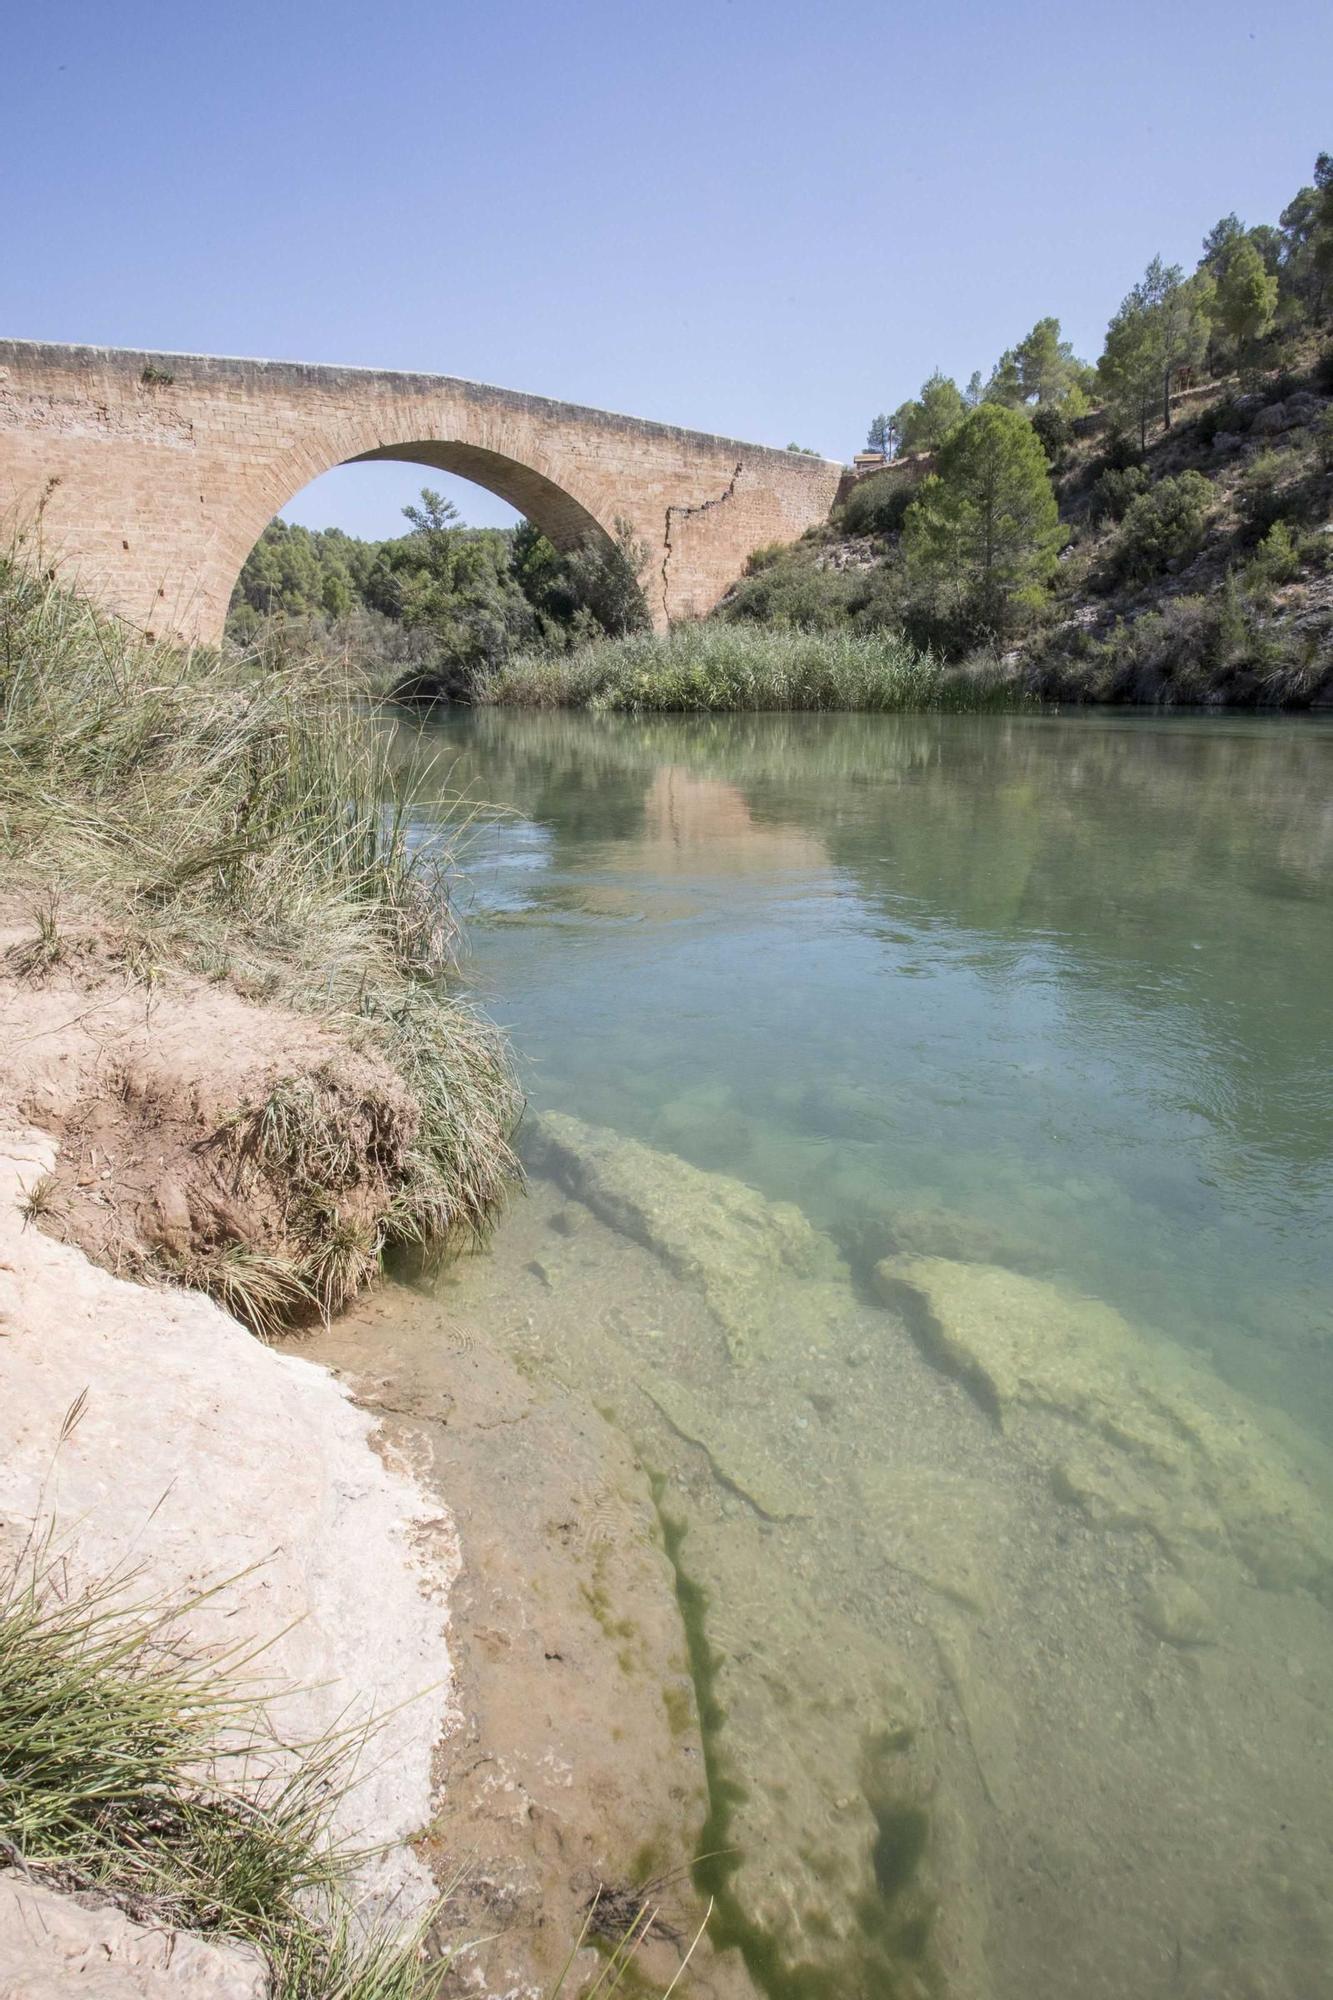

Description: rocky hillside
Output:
[721,346,1333,708]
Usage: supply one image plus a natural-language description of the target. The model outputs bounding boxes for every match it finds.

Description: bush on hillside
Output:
[1031,404,1072,465]
[838,468,917,538]
[1316,406,1333,472]
[723,547,874,628]
[1032,575,1332,708]
[1245,520,1302,592]
[1097,430,1146,472]
[1089,463,1150,524]
[1237,450,1295,536]
[1107,471,1212,584]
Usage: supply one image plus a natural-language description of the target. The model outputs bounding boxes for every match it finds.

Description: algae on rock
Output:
[528,1110,850,1363]
[878,1254,1333,1603]
[656,1505,979,2000]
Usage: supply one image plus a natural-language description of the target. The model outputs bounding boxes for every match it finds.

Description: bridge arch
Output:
[215,414,623,638]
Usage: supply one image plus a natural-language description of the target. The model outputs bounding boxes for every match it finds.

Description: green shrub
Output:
[723,547,868,628]
[1246,520,1302,591]
[1090,463,1149,523]
[1314,406,1333,473]
[1237,449,1295,535]
[1109,471,1212,583]
[1031,573,1331,708]
[838,468,917,538]
[744,543,786,574]
[1098,429,1145,472]
[1031,404,1072,465]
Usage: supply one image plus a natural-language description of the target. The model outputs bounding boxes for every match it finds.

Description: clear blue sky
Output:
[5,1,1330,537]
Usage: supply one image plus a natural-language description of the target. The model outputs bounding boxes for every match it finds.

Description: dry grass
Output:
[0,553,522,1322]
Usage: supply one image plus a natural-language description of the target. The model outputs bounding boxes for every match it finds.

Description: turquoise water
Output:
[392,704,1333,1999]
[417,705,1332,1429]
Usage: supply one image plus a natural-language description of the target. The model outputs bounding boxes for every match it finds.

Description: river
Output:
[365,707,1333,1998]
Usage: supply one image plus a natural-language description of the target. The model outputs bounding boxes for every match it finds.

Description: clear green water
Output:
[417,705,1332,1430]
[392,704,1333,1998]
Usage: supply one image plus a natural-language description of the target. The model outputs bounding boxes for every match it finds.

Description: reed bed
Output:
[477,620,1017,713]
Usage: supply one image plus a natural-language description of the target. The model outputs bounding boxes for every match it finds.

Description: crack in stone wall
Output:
[661,461,743,625]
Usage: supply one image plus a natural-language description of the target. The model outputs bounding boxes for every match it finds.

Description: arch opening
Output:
[225,437,645,686]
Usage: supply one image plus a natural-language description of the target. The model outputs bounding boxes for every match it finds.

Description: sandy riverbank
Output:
[0,935,735,1998]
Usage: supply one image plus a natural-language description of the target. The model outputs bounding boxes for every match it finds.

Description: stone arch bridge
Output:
[0,341,843,640]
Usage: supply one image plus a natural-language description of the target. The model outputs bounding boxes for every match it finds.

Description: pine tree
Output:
[900,371,966,452]
[1098,259,1213,442]
[903,404,1063,628]
[1014,317,1080,404]
[865,412,892,456]
[1215,239,1279,361]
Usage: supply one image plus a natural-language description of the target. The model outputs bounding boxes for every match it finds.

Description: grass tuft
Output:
[5,892,67,982]
[0,1542,447,1999]
[17,1170,61,1230]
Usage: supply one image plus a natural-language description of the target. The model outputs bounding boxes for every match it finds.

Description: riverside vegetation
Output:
[0,551,522,1330]
[231,149,1333,710]
[0,1544,439,2000]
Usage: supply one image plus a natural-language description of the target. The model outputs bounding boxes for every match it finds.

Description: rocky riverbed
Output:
[313,1109,1333,2000]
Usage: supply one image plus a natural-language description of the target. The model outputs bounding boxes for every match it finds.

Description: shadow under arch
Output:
[347,440,615,552]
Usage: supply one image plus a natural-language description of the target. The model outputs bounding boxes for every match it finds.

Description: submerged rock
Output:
[1139,1573,1217,1647]
[855,1464,1008,1615]
[877,1254,1333,1603]
[662,1511,976,2000]
[527,1110,850,1363]
[640,1368,814,1520]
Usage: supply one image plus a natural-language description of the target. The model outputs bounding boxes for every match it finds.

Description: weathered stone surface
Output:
[0,340,840,640]
[1248,401,1290,435]
[878,1254,1333,1602]
[528,1110,850,1363]
[0,1873,267,2000]
[0,1123,456,1929]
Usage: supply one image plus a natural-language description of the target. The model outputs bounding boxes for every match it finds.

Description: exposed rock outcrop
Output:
[0,1124,458,1930]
